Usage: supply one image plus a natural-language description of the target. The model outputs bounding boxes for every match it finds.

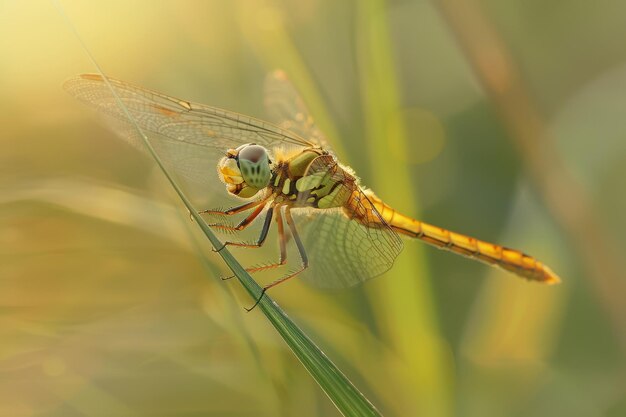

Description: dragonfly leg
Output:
[208,203,266,235]
[199,199,266,216]
[214,204,274,252]
[246,207,308,312]
[221,205,288,280]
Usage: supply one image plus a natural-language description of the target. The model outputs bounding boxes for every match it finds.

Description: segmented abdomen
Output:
[361,191,560,284]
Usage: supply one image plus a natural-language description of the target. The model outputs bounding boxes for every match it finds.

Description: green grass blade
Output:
[54,2,383,415]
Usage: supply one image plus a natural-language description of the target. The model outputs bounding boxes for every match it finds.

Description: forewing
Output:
[295,156,403,288]
[264,70,328,148]
[64,74,314,152]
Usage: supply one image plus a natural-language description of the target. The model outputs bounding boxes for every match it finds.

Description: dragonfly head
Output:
[217,144,272,198]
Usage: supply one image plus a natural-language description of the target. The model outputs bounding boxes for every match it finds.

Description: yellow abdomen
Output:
[361,191,560,284]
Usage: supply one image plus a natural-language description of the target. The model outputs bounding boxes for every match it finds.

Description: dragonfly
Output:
[64,71,560,308]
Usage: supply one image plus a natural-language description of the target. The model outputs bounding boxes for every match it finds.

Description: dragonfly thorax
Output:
[217,144,273,198]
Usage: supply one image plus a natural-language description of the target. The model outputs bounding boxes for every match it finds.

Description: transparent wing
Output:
[295,156,404,288]
[65,74,315,151]
[264,70,328,148]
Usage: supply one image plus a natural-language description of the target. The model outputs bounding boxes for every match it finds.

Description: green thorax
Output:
[270,148,350,209]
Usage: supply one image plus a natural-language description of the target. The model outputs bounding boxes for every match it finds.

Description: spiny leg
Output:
[244,205,288,272]
[222,205,288,280]
[201,197,270,241]
[215,204,275,252]
[208,203,266,234]
[246,207,309,311]
[199,199,265,216]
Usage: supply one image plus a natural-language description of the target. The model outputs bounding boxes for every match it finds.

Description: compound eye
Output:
[238,144,267,163]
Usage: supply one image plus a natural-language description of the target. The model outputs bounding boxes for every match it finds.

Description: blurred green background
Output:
[1,0,625,416]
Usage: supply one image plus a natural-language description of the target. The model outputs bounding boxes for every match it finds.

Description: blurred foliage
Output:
[1,0,625,416]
